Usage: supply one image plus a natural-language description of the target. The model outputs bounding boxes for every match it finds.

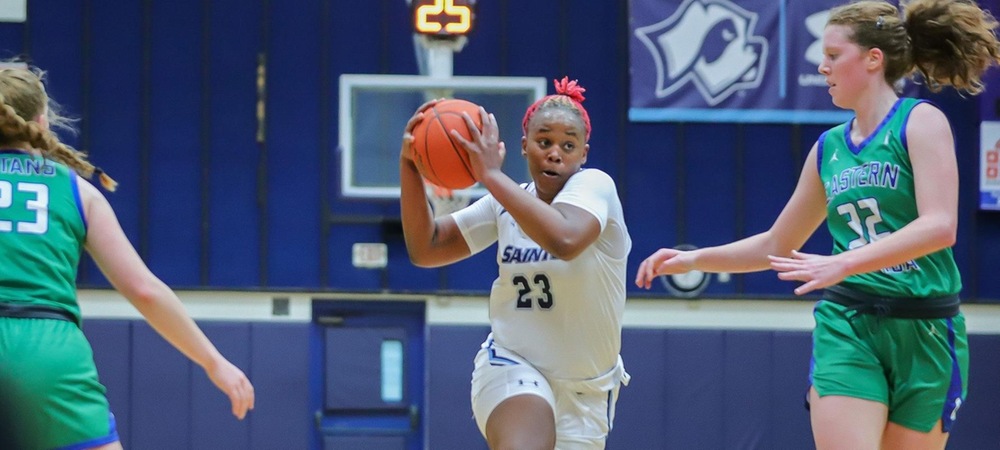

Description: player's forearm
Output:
[478,169,583,258]
[691,232,787,274]
[399,158,471,267]
[126,282,225,370]
[399,158,438,256]
[835,214,956,278]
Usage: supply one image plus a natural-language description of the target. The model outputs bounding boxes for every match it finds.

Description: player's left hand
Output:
[451,107,505,182]
[768,250,848,295]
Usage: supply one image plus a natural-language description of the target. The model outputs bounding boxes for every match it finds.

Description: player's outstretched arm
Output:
[79,178,254,419]
[637,145,828,289]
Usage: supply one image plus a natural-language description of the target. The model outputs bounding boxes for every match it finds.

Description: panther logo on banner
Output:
[634,0,768,106]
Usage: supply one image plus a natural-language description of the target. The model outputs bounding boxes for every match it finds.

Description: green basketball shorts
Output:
[0,317,119,449]
[809,300,968,433]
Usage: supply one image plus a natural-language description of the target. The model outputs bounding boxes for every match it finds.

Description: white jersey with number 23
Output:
[453,168,631,380]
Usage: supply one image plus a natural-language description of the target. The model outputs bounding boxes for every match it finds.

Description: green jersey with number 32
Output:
[817,98,961,298]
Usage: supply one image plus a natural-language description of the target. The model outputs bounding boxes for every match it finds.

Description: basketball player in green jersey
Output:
[635,1,1000,449]
[0,64,254,449]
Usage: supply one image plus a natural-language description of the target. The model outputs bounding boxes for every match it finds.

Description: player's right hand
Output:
[635,248,694,289]
[205,358,255,420]
[400,99,443,161]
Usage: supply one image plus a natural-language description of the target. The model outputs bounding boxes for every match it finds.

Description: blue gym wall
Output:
[5,0,1000,448]
[3,0,999,300]
[80,318,1000,449]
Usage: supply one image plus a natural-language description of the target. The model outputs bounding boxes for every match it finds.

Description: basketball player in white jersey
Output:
[399,77,631,450]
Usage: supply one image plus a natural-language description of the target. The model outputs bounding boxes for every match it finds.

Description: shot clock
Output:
[412,0,475,36]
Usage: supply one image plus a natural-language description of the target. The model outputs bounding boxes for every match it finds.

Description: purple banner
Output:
[629,0,853,123]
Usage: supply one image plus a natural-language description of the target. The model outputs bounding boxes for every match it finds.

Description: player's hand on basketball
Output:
[400,98,444,162]
[635,248,695,289]
[452,107,504,181]
[205,357,255,420]
[769,250,847,295]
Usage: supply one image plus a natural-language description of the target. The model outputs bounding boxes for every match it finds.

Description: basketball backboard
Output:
[339,74,546,199]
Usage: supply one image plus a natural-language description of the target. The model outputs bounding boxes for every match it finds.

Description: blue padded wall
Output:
[192,323,253,449]
[426,325,491,450]
[430,326,816,449]
[147,0,204,287]
[84,320,310,450]
[264,0,323,288]
[81,0,143,287]
[206,0,265,287]
[83,318,1000,449]
[131,323,193,449]
[249,322,311,450]
[82,320,133,446]
[740,125,799,296]
[768,331,816,449]
[949,334,1000,449]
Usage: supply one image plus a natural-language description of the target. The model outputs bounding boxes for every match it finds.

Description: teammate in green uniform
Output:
[0,64,254,449]
[635,1,1000,448]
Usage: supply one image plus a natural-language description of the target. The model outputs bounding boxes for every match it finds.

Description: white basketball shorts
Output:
[470,335,629,450]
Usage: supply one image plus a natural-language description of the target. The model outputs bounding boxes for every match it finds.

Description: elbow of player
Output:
[122,279,166,309]
[408,254,436,268]
[403,239,432,267]
[406,248,444,268]
[925,218,957,250]
[406,249,430,267]
[545,241,586,261]
[935,224,957,249]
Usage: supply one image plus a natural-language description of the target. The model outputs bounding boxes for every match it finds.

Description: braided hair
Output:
[0,63,117,191]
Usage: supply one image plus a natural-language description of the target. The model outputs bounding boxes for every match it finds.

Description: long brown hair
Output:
[828,0,1000,94]
[0,63,116,190]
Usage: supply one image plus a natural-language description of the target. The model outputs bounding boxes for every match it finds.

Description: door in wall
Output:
[312,300,425,450]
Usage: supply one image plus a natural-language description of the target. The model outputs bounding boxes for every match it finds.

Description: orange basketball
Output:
[411,99,483,190]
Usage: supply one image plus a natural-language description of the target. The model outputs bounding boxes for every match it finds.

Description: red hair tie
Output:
[522,76,592,140]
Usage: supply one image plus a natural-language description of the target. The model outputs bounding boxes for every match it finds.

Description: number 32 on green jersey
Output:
[836,197,890,250]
